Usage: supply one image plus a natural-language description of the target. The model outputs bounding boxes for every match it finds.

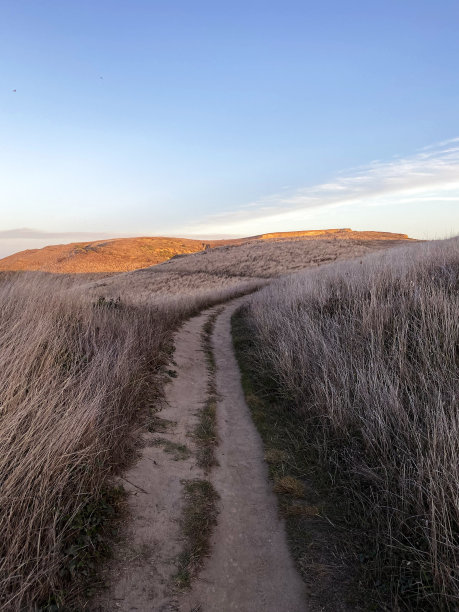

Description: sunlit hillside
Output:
[0,229,413,274]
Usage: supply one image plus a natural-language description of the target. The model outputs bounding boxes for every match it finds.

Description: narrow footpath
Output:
[95,298,307,612]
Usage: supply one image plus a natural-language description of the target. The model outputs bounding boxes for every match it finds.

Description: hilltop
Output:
[0,229,414,274]
[73,229,416,307]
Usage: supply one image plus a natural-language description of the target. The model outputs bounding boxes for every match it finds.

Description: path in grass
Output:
[94,308,213,611]
[178,299,307,612]
[95,298,306,611]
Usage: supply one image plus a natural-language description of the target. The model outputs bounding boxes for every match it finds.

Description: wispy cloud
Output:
[185,138,459,235]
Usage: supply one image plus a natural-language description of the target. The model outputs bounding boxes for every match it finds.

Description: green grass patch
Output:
[193,307,224,471]
[146,414,177,433]
[175,479,220,589]
[152,438,191,461]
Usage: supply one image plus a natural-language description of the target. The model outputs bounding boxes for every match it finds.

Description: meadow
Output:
[0,231,453,610]
[239,237,458,609]
[0,271,259,609]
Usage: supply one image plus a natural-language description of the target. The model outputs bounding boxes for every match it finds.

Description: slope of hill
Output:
[75,230,417,306]
[0,237,215,274]
[0,229,414,274]
[0,229,438,611]
[237,236,459,609]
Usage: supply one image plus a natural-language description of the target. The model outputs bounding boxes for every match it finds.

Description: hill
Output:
[74,229,417,306]
[0,229,414,274]
[0,236,219,274]
[2,229,448,611]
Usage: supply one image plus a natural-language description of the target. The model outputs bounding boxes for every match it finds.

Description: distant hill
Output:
[257,228,410,240]
[0,229,414,274]
[0,237,226,274]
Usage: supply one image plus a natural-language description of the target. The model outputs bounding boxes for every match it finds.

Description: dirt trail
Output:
[95,309,211,611]
[95,298,307,611]
[179,299,307,612]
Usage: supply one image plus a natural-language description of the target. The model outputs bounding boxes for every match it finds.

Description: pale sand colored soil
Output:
[95,298,307,612]
[178,299,307,612]
[94,310,211,611]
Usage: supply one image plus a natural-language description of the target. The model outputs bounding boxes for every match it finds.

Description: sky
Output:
[1,0,459,257]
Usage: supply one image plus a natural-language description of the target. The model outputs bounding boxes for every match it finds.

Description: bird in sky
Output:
[12,89,16,92]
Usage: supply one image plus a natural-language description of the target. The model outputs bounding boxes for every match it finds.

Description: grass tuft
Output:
[273,476,306,498]
[194,307,224,471]
[152,438,191,461]
[175,479,220,589]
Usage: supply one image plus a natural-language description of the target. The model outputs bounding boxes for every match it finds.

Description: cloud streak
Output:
[185,138,459,235]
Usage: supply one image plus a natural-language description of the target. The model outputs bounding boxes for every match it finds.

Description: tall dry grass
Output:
[0,271,261,610]
[156,235,410,278]
[244,237,458,609]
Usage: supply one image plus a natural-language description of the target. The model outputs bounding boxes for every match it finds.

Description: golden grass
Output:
[0,229,413,274]
[244,236,459,608]
[0,236,246,274]
[284,504,320,517]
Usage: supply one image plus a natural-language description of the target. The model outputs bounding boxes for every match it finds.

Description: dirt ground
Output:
[94,298,307,611]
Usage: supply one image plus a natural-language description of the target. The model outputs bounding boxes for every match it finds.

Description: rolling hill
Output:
[0,229,413,274]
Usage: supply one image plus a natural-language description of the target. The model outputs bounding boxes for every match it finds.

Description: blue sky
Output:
[1,0,458,257]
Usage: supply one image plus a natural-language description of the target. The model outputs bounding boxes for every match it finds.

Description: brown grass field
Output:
[0,270,260,610]
[1,229,455,611]
[240,236,458,609]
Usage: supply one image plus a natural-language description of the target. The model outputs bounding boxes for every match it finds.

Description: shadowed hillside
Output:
[238,236,458,609]
[0,229,414,274]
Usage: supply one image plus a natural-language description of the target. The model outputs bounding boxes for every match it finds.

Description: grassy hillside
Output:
[0,237,215,274]
[0,229,413,274]
[157,231,413,278]
[68,230,416,308]
[0,271,262,610]
[237,237,458,609]
[0,231,421,609]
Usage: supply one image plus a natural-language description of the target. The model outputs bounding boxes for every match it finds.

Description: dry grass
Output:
[243,237,459,609]
[0,271,261,610]
[0,229,412,274]
[273,476,306,498]
[0,273,172,609]
[79,269,265,306]
[157,234,414,278]
[0,236,220,274]
[0,230,418,608]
